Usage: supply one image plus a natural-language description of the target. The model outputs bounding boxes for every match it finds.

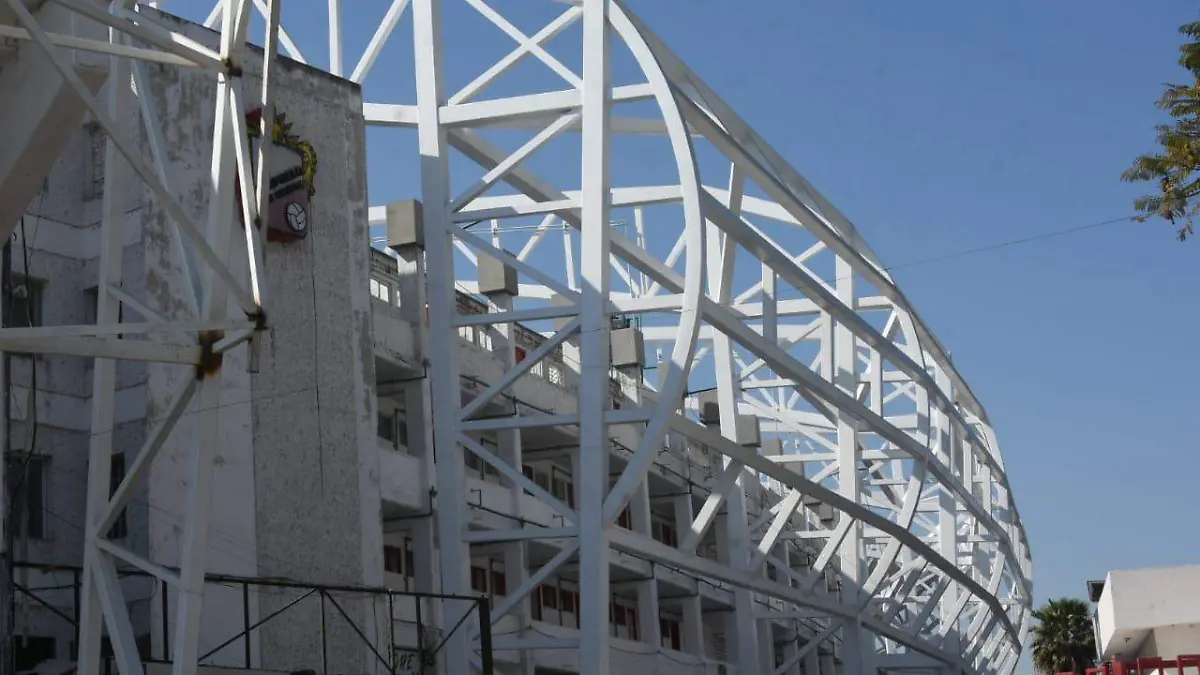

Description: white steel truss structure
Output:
[347,1,1032,673]
[4,0,1033,674]
[402,2,1031,674]
[0,2,278,675]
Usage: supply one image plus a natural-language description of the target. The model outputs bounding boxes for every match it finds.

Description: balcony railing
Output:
[370,247,571,389]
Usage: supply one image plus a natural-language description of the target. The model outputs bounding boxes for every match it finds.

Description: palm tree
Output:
[1031,598,1098,675]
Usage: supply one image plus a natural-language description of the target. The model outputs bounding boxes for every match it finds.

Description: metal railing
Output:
[12,561,493,675]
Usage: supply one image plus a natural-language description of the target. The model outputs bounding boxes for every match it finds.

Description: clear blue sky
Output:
[174,0,1200,670]
[635,2,1200,671]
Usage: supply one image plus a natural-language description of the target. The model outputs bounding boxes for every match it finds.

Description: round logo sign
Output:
[285,201,308,233]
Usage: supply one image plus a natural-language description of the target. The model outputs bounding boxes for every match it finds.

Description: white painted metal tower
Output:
[0,1,279,675]
[0,1,1033,675]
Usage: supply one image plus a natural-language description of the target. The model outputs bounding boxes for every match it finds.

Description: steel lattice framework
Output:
[0,1,1033,675]
[0,1,278,675]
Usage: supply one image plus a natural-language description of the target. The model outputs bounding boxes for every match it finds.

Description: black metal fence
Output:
[12,562,492,675]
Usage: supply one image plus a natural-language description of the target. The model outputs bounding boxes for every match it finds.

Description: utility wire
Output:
[875,215,1135,276]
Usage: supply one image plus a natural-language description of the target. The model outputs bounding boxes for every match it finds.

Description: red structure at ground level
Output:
[1059,655,1200,675]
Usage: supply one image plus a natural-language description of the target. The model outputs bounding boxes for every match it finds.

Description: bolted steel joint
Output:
[222,57,244,78]
[196,330,226,380]
[247,308,268,332]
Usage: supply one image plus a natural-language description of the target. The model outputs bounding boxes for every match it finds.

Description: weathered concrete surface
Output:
[0,2,108,235]
[136,12,381,673]
[4,97,154,659]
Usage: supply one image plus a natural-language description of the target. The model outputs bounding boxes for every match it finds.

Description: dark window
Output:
[470,566,488,593]
[478,438,499,476]
[560,589,575,614]
[396,417,408,448]
[541,585,558,610]
[464,449,479,472]
[655,520,677,548]
[660,617,681,651]
[377,412,395,443]
[384,545,404,574]
[551,472,574,506]
[377,409,410,450]
[84,287,98,324]
[14,635,55,671]
[490,570,506,596]
[403,537,415,577]
[617,507,632,530]
[83,286,123,327]
[6,455,45,539]
[107,453,127,540]
[5,277,43,328]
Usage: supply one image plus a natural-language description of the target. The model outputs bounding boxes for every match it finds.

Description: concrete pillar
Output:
[395,232,441,654]
[623,369,661,649]
[672,493,705,656]
[782,639,799,675]
[802,643,820,675]
[486,287,535,675]
[759,622,776,675]
[819,652,836,675]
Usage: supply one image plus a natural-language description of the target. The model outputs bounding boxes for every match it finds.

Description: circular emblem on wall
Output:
[285,201,308,233]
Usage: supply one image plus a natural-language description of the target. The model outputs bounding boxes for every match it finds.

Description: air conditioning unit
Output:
[610,326,645,369]
[478,251,518,296]
[697,390,720,425]
[817,503,835,524]
[385,199,424,249]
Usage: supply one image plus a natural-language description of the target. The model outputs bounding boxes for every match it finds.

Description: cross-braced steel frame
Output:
[330,1,1029,673]
[0,1,277,675]
[388,2,1032,673]
[4,0,1033,674]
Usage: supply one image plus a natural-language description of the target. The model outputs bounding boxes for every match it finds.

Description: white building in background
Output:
[1090,566,1200,665]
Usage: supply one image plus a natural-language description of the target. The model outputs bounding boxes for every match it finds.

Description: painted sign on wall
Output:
[245,107,318,242]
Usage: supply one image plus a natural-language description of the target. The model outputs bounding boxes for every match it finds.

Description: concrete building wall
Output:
[129,13,380,673]
[6,95,155,662]
[1097,565,1200,660]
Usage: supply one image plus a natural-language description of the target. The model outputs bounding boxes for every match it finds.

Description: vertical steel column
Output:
[77,39,136,675]
[411,2,470,674]
[935,365,961,661]
[833,256,867,673]
[667,401,704,658]
[172,4,253,674]
[577,1,612,673]
[484,266,532,675]
[818,651,836,675]
[803,641,820,675]
[625,377,661,650]
[707,188,758,675]
[327,0,343,76]
[392,241,440,641]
